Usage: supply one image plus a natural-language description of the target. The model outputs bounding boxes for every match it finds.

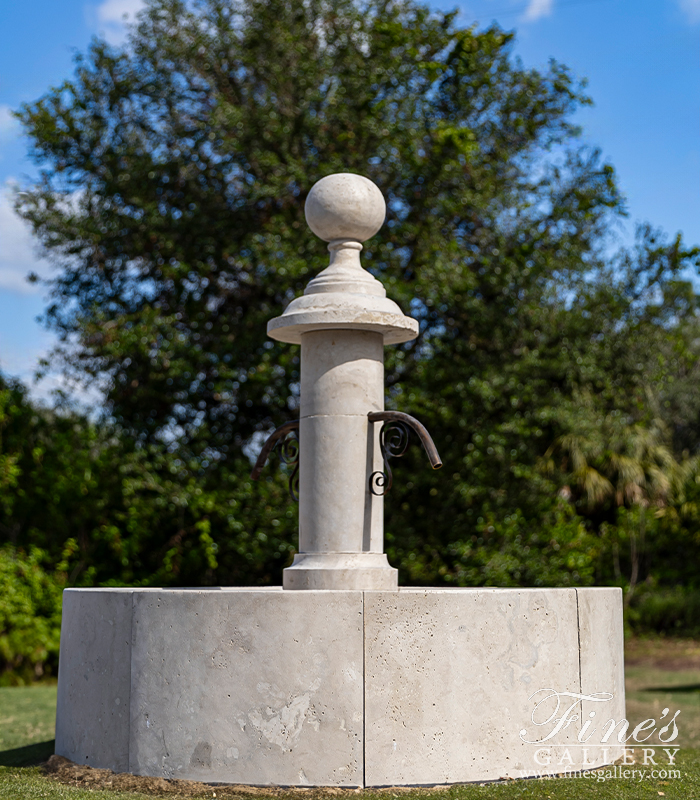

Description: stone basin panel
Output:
[55,586,624,786]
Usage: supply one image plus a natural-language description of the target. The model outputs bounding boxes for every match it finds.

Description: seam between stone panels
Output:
[300,413,382,419]
[128,590,135,773]
[574,588,583,698]
[362,591,366,789]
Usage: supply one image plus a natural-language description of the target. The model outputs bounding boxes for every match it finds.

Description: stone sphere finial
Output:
[305,173,386,243]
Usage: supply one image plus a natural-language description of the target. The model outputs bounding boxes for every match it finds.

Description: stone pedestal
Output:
[267,174,417,592]
[283,329,395,590]
[56,586,625,786]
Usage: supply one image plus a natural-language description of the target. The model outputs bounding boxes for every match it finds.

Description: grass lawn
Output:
[625,639,700,750]
[0,685,58,769]
[1,639,699,799]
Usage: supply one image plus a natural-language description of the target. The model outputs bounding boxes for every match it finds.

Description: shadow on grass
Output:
[642,683,700,693]
[0,739,54,767]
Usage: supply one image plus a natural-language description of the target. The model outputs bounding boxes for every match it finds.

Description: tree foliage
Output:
[0,546,64,683]
[9,0,700,598]
[0,374,295,591]
[16,0,619,448]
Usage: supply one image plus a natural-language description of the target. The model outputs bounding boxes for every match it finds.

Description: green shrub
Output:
[626,587,700,638]
[0,546,64,684]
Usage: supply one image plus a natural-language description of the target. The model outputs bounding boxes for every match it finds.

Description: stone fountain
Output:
[55,173,625,786]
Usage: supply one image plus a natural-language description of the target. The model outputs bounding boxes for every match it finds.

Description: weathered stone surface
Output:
[283,553,397,591]
[270,174,416,589]
[55,586,625,786]
[300,330,384,417]
[267,298,419,345]
[285,415,398,589]
[127,589,364,785]
[267,175,417,347]
[55,588,133,771]
[577,587,626,765]
[364,588,605,784]
[282,326,393,590]
[304,173,386,243]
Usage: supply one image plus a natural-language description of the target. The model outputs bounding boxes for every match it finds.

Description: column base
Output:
[283,552,398,590]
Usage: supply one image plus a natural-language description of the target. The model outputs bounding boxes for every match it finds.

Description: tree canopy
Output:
[9,0,700,597]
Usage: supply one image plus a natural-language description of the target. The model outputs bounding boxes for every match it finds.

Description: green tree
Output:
[0,387,23,520]
[544,409,678,599]
[15,0,618,452]
[0,373,296,589]
[13,0,700,587]
[0,546,65,682]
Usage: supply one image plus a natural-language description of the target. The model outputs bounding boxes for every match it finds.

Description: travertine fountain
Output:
[55,173,625,786]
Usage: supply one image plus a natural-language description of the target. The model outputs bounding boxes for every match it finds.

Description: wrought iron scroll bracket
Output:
[368,411,442,496]
[250,420,300,502]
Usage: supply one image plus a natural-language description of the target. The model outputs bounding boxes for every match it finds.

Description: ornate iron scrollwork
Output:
[368,411,442,496]
[250,420,300,501]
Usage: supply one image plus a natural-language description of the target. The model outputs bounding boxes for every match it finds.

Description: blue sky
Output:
[0,0,699,398]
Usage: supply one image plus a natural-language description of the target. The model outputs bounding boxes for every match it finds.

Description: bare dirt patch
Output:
[44,755,446,798]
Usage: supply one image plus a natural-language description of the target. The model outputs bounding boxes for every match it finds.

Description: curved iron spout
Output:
[368,411,442,495]
[250,420,300,501]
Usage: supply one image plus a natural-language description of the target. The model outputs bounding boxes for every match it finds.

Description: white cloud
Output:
[0,186,98,406]
[0,339,50,391]
[0,184,51,294]
[91,0,145,44]
[0,105,20,159]
[0,105,19,138]
[0,332,101,407]
[97,0,145,24]
[523,0,554,21]
[678,0,700,22]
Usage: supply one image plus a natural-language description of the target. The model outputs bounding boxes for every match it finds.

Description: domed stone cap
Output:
[267,172,418,345]
[305,173,386,243]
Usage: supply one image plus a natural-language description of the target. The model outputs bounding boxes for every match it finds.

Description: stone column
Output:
[267,173,418,590]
